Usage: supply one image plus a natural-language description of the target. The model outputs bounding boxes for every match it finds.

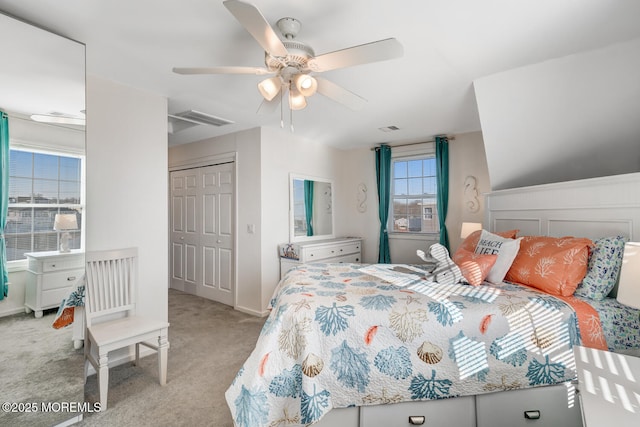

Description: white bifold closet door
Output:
[170,162,234,306]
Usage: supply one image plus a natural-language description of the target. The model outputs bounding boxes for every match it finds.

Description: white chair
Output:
[83,247,169,409]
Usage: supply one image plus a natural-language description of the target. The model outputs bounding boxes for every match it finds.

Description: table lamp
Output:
[616,242,640,309]
[54,213,78,253]
[460,222,482,239]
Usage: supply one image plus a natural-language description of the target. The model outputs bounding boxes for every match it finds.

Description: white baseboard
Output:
[234,304,269,317]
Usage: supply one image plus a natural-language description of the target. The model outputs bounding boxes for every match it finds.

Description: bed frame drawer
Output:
[360,396,476,427]
[476,385,582,427]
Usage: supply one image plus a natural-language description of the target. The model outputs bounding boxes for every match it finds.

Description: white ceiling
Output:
[2,0,640,149]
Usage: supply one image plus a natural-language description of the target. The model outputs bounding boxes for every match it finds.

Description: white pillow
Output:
[474,230,522,284]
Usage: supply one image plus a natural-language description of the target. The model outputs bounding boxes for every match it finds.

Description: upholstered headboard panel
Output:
[485,172,640,241]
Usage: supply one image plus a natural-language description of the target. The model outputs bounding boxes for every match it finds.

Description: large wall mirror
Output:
[289,174,334,242]
[0,11,86,426]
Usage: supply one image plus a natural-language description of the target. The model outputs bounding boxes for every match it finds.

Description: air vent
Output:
[168,110,234,134]
[378,125,400,132]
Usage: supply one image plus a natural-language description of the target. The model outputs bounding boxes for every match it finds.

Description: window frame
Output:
[6,143,85,269]
[388,145,440,238]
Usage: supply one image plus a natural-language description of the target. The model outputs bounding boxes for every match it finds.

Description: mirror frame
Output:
[289,173,335,242]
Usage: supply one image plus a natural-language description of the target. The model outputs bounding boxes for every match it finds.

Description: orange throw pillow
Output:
[505,236,593,296]
[453,249,498,286]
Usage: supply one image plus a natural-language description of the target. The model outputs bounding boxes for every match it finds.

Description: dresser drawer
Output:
[476,385,582,427]
[42,257,84,272]
[305,242,361,261]
[332,253,361,263]
[360,396,476,427]
[41,268,84,291]
[41,286,75,308]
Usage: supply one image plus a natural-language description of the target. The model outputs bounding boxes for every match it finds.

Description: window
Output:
[391,155,439,234]
[6,148,83,261]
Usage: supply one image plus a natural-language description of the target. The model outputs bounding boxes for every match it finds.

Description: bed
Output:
[226,172,640,427]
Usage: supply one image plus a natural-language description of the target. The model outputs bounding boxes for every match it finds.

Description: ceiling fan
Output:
[173,0,403,115]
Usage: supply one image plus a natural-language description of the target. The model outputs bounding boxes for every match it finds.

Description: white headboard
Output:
[485,172,640,240]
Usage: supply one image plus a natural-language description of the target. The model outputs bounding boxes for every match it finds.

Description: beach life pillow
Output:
[474,230,522,284]
[456,229,519,254]
[452,249,498,286]
[574,235,626,300]
[505,235,593,296]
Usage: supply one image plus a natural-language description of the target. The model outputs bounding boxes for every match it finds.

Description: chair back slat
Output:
[85,247,138,326]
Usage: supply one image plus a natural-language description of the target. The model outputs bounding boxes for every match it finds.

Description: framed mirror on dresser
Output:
[0,10,86,427]
[281,174,361,278]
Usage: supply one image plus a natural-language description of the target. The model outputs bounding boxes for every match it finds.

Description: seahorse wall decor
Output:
[357,183,367,213]
[463,175,480,213]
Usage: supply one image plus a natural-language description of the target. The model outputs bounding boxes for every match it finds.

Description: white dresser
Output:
[24,250,84,318]
[279,237,362,279]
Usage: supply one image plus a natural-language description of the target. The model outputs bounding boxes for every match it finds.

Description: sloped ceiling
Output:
[475,37,640,190]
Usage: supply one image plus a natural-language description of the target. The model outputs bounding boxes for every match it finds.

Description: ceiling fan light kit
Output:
[174,0,403,128]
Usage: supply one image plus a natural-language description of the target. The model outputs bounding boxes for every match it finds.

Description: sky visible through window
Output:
[6,149,82,260]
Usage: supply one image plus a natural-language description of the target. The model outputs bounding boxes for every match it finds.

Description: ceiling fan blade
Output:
[223,0,288,57]
[315,77,366,111]
[308,38,403,73]
[173,66,273,75]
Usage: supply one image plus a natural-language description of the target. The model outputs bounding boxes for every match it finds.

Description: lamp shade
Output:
[617,242,640,309]
[460,222,482,239]
[258,77,282,101]
[53,213,78,231]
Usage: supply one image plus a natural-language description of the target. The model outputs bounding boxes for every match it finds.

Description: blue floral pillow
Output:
[574,236,626,300]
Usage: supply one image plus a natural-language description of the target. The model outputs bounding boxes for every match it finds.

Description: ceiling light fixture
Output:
[288,87,307,111]
[292,73,318,97]
[30,113,85,126]
[258,76,282,101]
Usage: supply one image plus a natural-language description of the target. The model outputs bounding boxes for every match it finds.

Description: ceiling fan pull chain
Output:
[280,88,284,128]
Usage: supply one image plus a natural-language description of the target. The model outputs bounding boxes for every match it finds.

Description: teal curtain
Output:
[375,144,392,263]
[435,136,450,252]
[0,112,9,300]
[304,179,314,236]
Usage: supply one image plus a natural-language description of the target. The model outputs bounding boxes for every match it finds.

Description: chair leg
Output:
[97,351,109,410]
[83,338,91,384]
[135,343,140,366]
[158,333,169,386]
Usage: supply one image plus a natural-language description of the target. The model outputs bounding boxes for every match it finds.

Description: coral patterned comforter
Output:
[225,263,590,427]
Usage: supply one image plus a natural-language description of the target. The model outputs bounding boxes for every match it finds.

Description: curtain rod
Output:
[370,136,456,151]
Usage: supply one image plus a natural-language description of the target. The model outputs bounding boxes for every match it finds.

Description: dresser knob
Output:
[524,410,540,420]
[67,276,76,281]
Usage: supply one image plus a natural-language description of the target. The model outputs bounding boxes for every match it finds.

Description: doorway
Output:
[170,162,235,306]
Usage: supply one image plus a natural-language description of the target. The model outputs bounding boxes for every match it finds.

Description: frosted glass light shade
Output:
[460,222,482,239]
[293,73,317,97]
[617,242,640,309]
[289,88,307,110]
[258,77,282,101]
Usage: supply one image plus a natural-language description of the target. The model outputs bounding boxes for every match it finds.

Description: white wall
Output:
[475,37,640,191]
[86,75,168,323]
[169,126,343,315]
[335,133,489,264]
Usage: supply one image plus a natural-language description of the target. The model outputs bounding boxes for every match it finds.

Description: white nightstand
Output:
[574,345,640,426]
[24,250,84,318]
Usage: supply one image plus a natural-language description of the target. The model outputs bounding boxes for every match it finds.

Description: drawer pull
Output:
[408,416,425,425]
[524,410,540,420]
[67,276,77,281]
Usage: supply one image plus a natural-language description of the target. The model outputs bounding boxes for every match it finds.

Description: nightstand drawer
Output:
[41,268,84,291]
[41,286,75,308]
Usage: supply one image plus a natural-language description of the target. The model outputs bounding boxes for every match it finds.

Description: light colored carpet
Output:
[79,289,266,426]
[0,307,84,427]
